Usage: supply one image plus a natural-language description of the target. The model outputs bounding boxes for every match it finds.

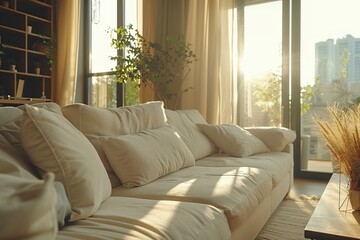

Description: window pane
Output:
[91,75,117,108]
[243,1,282,127]
[90,0,117,73]
[89,0,140,107]
[301,0,360,172]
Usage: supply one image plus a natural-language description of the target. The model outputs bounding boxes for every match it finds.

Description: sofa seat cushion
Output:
[111,166,273,230]
[57,197,231,240]
[196,152,293,187]
[165,109,218,160]
[62,101,168,188]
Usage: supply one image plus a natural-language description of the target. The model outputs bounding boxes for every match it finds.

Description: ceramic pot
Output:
[34,67,40,75]
[8,64,16,71]
[1,1,9,8]
[349,190,360,211]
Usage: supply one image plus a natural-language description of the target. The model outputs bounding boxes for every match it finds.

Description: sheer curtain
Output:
[142,0,238,124]
[55,0,81,106]
[183,0,238,124]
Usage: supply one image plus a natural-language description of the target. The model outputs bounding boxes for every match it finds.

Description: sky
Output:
[244,0,360,85]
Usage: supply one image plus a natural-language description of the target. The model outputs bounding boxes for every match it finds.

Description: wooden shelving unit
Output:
[0,0,55,106]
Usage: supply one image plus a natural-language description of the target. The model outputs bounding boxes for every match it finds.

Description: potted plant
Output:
[0,1,10,8]
[32,37,56,74]
[32,61,41,74]
[108,24,197,109]
[315,104,360,210]
[33,38,51,53]
[7,58,16,71]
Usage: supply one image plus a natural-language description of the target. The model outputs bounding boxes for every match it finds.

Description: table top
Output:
[305,173,360,240]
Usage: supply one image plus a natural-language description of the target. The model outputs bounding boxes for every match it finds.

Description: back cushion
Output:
[0,107,38,177]
[61,101,168,187]
[165,109,218,160]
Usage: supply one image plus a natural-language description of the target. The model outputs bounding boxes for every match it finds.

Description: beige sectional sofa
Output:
[0,101,295,240]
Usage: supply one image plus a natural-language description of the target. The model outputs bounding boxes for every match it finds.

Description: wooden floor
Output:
[290,178,328,197]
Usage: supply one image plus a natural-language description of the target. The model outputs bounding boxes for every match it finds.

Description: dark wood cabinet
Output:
[0,0,55,105]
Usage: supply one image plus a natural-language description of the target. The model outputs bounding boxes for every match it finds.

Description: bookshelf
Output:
[0,0,55,106]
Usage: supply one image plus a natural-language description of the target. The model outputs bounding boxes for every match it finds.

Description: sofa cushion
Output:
[0,103,65,178]
[0,107,39,177]
[165,109,218,160]
[58,197,231,240]
[62,101,167,188]
[111,166,273,230]
[0,144,71,228]
[21,104,111,222]
[198,124,270,157]
[0,144,37,179]
[100,126,195,188]
[245,127,296,152]
[196,152,294,187]
[0,172,58,239]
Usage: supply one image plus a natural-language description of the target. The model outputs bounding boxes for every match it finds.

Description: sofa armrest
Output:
[245,127,296,152]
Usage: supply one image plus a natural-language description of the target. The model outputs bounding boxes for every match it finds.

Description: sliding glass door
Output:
[298,0,360,177]
[242,1,283,127]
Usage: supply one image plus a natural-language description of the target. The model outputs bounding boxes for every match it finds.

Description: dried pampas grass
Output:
[315,105,360,187]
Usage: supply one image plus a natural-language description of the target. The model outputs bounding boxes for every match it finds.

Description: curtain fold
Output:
[182,0,237,124]
[143,0,238,123]
[55,0,80,106]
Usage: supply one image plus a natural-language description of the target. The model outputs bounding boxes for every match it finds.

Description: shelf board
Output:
[0,98,50,105]
[0,25,25,34]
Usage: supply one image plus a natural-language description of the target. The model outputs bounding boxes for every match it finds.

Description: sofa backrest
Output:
[0,102,63,178]
[61,101,168,188]
[165,109,218,160]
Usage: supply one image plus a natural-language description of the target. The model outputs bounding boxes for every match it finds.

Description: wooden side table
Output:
[305,173,360,239]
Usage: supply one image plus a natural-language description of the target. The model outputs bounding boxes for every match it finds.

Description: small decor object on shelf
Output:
[315,104,360,211]
[41,92,46,102]
[27,26,32,34]
[0,1,9,8]
[32,61,41,75]
[16,79,24,98]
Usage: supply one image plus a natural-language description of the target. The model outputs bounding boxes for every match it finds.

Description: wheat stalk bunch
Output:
[315,105,360,185]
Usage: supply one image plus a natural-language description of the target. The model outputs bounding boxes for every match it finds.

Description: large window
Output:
[87,0,140,107]
[243,1,283,127]
[299,0,360,175]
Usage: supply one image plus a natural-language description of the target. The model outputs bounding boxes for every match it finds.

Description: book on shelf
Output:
[16,79,25,98]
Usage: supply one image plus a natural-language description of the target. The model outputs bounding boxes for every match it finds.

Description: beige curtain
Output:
[143,0,238,123]
[55,0,80,106]
[182,0,238,124]
[141,0,188,108]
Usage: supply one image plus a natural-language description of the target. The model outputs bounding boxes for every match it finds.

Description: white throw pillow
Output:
[21,104,111,222]
[62,101,168,188]
[100,126,195,188]
[245,127,296,152]
[0,172,57,240]
[198,124,270,157]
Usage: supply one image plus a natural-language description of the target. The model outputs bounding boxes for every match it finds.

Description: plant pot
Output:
[1,1,9,8]
[34,67,40,75]
[8,64,16,71]
[33,43,48,53]
[349,190,360,211]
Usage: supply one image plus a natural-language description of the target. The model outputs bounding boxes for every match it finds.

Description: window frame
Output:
[83,0,125,106]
